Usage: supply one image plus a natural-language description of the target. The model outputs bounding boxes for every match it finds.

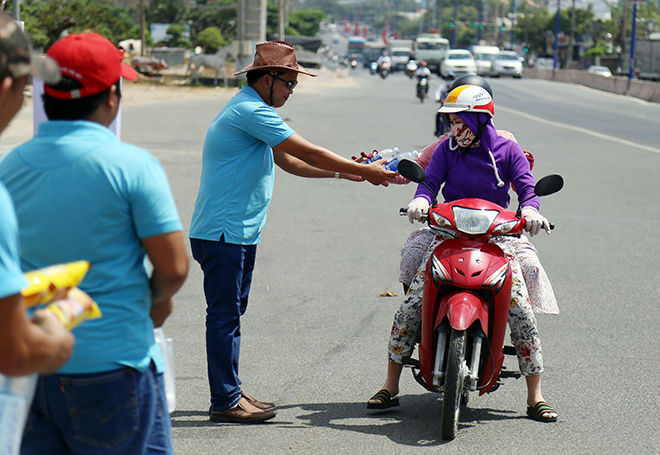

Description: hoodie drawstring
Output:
[488,150,505,188]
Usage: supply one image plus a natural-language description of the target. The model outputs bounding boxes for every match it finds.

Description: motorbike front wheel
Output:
[441,329,467,440]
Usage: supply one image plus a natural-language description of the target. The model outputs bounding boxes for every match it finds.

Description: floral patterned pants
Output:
[389,234,544,376]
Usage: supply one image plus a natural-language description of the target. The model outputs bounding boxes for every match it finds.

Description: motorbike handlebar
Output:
[400,208,556,230]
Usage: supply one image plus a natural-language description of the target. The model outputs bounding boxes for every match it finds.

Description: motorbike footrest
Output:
[502,345,517,356]
[402,357,420,368]
[499,370,522,379]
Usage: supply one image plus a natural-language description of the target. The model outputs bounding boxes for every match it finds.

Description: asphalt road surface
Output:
[4,66,660,454]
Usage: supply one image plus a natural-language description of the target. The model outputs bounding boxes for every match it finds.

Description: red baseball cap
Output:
[45,33,138,100]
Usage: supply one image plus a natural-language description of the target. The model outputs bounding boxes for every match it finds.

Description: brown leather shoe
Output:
[242,391,276,410]
[209,398,276,424]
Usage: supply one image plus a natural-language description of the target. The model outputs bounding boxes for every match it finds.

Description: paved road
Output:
[5,66,660,453]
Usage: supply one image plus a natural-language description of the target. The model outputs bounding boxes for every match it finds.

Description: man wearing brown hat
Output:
[0,13,75,378]
[190,40,395,423]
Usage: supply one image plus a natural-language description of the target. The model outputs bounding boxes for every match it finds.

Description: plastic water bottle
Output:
[154,328,176,414]
[0,373,38,455]
[383,150,420,172]
[364,147,400,164]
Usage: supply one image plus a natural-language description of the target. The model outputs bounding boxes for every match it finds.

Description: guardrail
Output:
[523,68,660,103]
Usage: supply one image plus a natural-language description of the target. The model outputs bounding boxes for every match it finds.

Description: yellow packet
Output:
[43,288,102,330]
[22,261,91,308]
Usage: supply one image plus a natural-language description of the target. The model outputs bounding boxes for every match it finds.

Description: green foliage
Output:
[147,0,188,24]
[288,9,325,37]
[164,23,190,47]
[16,0,129,50]
[196,27,227,54]
[514,7,553,54]
[124,25,156,48]
[187,0,236,42]
[584,40,609,57]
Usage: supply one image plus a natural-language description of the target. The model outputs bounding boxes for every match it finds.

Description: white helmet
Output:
[438,84,494,118]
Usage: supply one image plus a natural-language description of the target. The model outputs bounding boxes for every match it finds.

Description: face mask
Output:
[450,120,476,148]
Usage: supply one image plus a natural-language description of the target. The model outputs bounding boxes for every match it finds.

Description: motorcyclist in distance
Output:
[414,60,432,79]
[377,51,392,67]
[414,61,432,99]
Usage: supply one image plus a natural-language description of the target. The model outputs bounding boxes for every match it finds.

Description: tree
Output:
[288,9,325,37]
[14,0,128,50]
[164,23,190,47]
[196,26,226,54]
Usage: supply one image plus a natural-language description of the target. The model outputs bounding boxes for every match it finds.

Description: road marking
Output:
[498,105,660,155]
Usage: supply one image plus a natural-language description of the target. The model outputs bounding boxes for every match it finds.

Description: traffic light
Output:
[449,21,455,27]
[471,22,476,28]
[500,25,506,31]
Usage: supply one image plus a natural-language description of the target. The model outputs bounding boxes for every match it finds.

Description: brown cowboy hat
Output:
[233,40,316,77]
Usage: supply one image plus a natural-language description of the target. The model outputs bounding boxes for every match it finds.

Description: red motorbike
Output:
[397,159,563,440]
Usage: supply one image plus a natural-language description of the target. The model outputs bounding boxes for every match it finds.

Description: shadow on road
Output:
[276,394,522,446]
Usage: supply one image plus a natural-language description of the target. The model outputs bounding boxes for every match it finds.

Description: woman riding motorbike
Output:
[367,84,559,423]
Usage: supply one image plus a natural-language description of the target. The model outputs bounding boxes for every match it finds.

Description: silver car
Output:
[490,51,523,78]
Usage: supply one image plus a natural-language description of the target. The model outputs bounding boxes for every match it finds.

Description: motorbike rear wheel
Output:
[441,329,467,440]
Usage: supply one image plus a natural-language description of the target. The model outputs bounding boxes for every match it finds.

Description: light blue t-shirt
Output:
[189,85,295,245]
[0,182,27,299]
[0,120,182,374]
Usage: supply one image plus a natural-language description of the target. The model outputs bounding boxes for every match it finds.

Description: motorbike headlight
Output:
[492,220,518,234]
[431,212,453,228]
[451,207,499,235]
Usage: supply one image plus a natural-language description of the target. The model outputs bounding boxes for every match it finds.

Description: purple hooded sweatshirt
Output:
[414,111,540,211]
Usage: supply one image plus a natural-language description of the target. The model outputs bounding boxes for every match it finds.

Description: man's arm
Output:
[141,231,189,328]
[273,149,362,181]
[0,293,74,376]
[275,133,396,186]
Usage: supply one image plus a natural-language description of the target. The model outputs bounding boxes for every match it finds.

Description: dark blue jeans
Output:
[21,363,173,455]
[190,237,257,412]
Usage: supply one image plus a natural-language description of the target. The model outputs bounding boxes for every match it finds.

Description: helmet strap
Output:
[463,113,488,149]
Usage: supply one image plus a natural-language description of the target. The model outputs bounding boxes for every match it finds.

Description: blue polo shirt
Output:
[0,182,27,299]
[0,120,182,374]
[189,85,295,245]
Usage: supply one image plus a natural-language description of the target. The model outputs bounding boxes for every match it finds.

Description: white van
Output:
[470,45,500,75]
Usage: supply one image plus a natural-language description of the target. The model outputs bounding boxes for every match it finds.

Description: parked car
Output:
[587,65,612,77]
[490,51,523,78]
[440,49,477,77]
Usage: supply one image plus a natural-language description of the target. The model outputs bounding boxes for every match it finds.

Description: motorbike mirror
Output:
[398,159,426,183]
[534,174,564,197]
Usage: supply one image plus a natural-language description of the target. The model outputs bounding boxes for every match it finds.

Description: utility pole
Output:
[553,0,560,76]
[510,0,515,49]
[13,0,20,21]
[567,0,575,67]
[140,0,146,57]
[278,0,285,40]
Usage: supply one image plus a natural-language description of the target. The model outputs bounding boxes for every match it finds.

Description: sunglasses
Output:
[271,74,298,91]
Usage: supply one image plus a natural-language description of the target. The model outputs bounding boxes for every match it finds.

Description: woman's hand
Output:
[407,197,430,224]
[521,207,550,236]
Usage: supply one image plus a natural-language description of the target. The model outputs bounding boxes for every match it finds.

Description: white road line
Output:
[498,105,660,155]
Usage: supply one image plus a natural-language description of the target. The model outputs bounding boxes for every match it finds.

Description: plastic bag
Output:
[154,328,176,414]
[22,261,91,308]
